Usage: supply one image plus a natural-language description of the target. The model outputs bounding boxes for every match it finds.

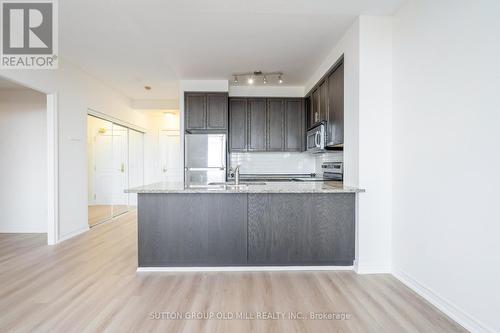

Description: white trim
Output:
[57,226,89,243]
[392,269,495,333]
[354,262,391,274]
[87,108,147,133]
[46,93,59,245]
[137,266,353,273]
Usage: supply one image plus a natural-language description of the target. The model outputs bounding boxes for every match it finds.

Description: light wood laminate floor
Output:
[0,212,467,333]
[88,205,129,227]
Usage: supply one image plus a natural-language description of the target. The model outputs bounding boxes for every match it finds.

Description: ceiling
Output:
[59,0,404,100]
[0,77,30,90]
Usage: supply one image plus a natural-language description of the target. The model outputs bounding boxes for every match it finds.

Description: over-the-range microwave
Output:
[306,122,326,153]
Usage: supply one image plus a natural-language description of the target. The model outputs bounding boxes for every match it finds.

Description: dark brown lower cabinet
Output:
[138,193,248,266]
[247,193,355,265]
[138,193,355,267]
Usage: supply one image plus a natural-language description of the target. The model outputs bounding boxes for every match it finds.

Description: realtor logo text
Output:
[1,0,58,69]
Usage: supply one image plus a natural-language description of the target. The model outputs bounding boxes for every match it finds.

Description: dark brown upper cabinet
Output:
[327,62,344,146]
[319,80,328,123]
[207,93,228,129]
[229,98,248,151]
[267,99,285,151]
[305,56,344,148]
[228,97,305,153]
[247,98,267,151]
[185,93,206,130]
[185,92,228,132]
[312,88,320,125]
[284,99,304,151]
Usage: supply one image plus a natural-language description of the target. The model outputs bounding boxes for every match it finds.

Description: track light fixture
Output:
[231,71,283,85]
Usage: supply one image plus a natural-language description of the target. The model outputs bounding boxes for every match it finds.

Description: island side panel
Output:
[138,193,248,267]
[247,193,355,265]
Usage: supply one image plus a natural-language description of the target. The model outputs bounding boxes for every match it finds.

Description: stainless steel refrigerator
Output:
[184,134,227,185]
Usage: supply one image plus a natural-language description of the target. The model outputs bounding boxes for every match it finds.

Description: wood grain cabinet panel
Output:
[247,98,267,151]
[319,80,328,123]
[207,93,228,130]
[185,92,228,131]
[267,99,285,151]
[138,193,247,266]
[327,62,344,146]
[185,93,207,130]
[229,97,305,152]
[229,98,248,151]
[247,193,355,265]
[284,99,304,151]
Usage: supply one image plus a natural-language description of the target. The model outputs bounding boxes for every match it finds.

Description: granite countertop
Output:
[126,181,365,194]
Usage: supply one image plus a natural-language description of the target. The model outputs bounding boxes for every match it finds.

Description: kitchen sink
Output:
[208,181,266,186]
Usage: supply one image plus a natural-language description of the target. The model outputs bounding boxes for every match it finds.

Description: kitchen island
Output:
[127,182,364,269]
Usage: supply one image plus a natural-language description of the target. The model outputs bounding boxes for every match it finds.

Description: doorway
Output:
[87,114,144,227]
[0,77,58,245]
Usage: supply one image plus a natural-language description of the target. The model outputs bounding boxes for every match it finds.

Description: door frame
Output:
[47,93,58,245]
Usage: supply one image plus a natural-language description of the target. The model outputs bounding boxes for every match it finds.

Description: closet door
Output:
[88,115,114,226]
[112,123,129,217]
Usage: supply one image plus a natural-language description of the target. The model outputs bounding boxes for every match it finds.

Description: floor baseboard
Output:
[137,266,354,273]
[392,268,494,333]
[354,262,391,274]
[57,226,89,243]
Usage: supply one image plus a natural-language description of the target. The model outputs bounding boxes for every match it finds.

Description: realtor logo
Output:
[1,0,58,69]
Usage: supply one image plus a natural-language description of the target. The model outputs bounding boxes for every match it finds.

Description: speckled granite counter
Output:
[126,181,364,194]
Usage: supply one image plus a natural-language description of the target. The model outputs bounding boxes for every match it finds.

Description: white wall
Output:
[229,85,304,97]
[0,60,148,240]
[356,16,393,273]
[0,90,47,232]
[392,1,500,332]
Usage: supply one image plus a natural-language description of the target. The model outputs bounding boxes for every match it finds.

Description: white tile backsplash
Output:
[230,152,316,175]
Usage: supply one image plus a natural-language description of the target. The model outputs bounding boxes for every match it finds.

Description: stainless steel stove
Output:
[294,162,343,182]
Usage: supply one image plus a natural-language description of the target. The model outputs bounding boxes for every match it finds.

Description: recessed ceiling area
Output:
[60,0,404,100]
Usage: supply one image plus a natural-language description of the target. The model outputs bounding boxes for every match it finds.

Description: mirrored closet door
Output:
[87,115,144,227]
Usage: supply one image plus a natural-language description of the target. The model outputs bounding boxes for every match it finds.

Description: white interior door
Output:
[159,130,182,182]
[94,130,113,205]
[112,124,129,216]
[88,115,114,226]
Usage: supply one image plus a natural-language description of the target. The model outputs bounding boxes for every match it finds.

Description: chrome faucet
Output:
[234,165,241,185]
